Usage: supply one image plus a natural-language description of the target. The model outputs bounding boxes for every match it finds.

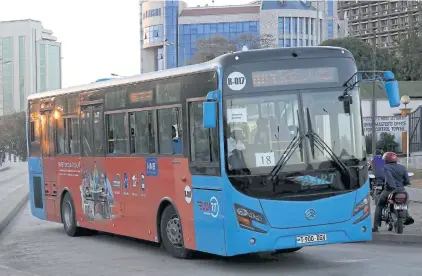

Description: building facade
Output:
[338,1,421,48]
[139,0,347,73]
[0,19,61,115]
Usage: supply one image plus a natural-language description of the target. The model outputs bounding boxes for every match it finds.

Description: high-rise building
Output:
[139,0,347,73]
[0,19,62,115]
[338,1,421,48]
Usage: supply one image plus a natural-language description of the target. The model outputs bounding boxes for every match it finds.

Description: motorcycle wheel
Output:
[388,223,393,231]
[394,217,404,234]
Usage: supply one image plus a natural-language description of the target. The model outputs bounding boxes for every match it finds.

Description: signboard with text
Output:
[363,116,408,135]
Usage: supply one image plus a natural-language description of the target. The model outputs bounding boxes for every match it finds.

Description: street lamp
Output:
[400,95,412,169]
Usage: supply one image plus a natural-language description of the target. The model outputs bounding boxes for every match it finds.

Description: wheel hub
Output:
[166,216,182,246]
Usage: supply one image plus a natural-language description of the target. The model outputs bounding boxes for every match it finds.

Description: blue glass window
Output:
[327,0,334,16]
[298,17,303,34]
[305,39,308,46]
[284,18,290,34]
[292,40,297,47]
[204,24,211,33]
[299,39,302,46]
[292,18,297,34]
[285,40,291,47]
[311,19,315,35]
[218,23,224,33]
[250,21,258,32]
[328,20,334,38]
[305,18,309,34]
[278,18,284,34]
[143,25,164,45]
[279,39,284,47]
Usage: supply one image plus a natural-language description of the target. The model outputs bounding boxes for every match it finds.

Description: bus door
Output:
[40,108,59,220]
[79,104,113,222]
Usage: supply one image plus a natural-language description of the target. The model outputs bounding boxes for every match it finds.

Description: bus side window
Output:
[157,107,183,155]
[56,118,66,154]
[129,110,156,154]
[56,117,80,155]
[106,113,128,154]
[188,101,219,164]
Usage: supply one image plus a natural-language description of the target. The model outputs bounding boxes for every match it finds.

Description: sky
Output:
[0,0,252,88]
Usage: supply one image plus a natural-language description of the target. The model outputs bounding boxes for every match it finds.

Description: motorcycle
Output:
[369,171,415,234]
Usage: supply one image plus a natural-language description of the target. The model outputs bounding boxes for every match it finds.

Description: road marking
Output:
[332,259,370,263]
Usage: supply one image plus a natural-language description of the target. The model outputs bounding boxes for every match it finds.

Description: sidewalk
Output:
[0,162,29,235]
[371,198,422,245]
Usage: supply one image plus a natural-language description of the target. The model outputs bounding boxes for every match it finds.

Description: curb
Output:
[0,185,29,235]
[371,232,422,245]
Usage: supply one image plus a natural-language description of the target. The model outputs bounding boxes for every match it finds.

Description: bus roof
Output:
[28,46,352,101]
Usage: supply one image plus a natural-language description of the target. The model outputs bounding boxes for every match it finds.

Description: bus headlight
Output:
[353,195,370,224]
[234,204,267,233]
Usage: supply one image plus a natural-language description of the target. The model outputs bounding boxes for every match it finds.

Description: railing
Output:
[409,105,422,153]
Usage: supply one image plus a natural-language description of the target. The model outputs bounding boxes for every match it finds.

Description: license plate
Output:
[394,204,408,210]
[296,233,327,244]
[375,186,383,190]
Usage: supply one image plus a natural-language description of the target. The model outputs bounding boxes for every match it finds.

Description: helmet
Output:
[382,152,398,163]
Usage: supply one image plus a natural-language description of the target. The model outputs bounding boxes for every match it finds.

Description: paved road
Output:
[1,204,422,276]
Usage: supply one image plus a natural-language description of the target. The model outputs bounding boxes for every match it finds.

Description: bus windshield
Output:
[224,87,365,177]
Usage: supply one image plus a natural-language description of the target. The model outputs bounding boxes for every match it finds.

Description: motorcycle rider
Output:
[371,149,385,180]
[372,151,414,232]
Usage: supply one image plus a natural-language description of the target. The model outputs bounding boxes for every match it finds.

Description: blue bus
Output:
[27,46,400,259]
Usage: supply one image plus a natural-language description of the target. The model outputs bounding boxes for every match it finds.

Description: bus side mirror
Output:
[203,101,217,128]
[383,71,400,108]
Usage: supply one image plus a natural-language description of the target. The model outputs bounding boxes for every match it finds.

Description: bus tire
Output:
[160,205,192,259]
[61,193,83,237]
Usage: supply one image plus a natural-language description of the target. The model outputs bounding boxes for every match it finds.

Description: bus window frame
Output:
[104,110,130,157]
[55,115,80,157]
[40,110,56,158]
[126,106,158,157]
[155,103,185,157]
[186,97,221,176]
[79,103,106,158]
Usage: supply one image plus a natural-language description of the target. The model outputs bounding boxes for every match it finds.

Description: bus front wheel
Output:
[160,205,192,259]
[61,193,83,237]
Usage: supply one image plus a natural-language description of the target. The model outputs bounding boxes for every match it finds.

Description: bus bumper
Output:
[224,213,372,257]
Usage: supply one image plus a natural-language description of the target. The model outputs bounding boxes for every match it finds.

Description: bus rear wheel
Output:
[160,205,192,259]
[61,193,83,237]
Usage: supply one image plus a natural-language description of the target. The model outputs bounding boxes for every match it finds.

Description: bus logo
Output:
[305,208,316,220]
[197,197,219,218]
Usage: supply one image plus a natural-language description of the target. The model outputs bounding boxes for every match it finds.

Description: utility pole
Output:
[371,29,377,155]
[316,0,319,45]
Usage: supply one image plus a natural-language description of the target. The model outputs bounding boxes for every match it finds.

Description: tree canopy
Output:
[0,111,27,161]
[190,33,276,64]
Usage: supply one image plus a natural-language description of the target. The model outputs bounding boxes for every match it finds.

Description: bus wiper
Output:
[305,108,351,178]
[269,130,304,181]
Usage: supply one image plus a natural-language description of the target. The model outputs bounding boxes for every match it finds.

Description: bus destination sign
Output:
[252,67,339,87]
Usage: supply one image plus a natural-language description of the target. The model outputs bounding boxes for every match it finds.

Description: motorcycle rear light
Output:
[234,204,267,233]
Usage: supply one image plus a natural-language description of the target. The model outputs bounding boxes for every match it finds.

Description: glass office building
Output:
[139,0,346,73]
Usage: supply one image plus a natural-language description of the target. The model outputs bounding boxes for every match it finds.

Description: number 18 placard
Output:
[255,152,275,167]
